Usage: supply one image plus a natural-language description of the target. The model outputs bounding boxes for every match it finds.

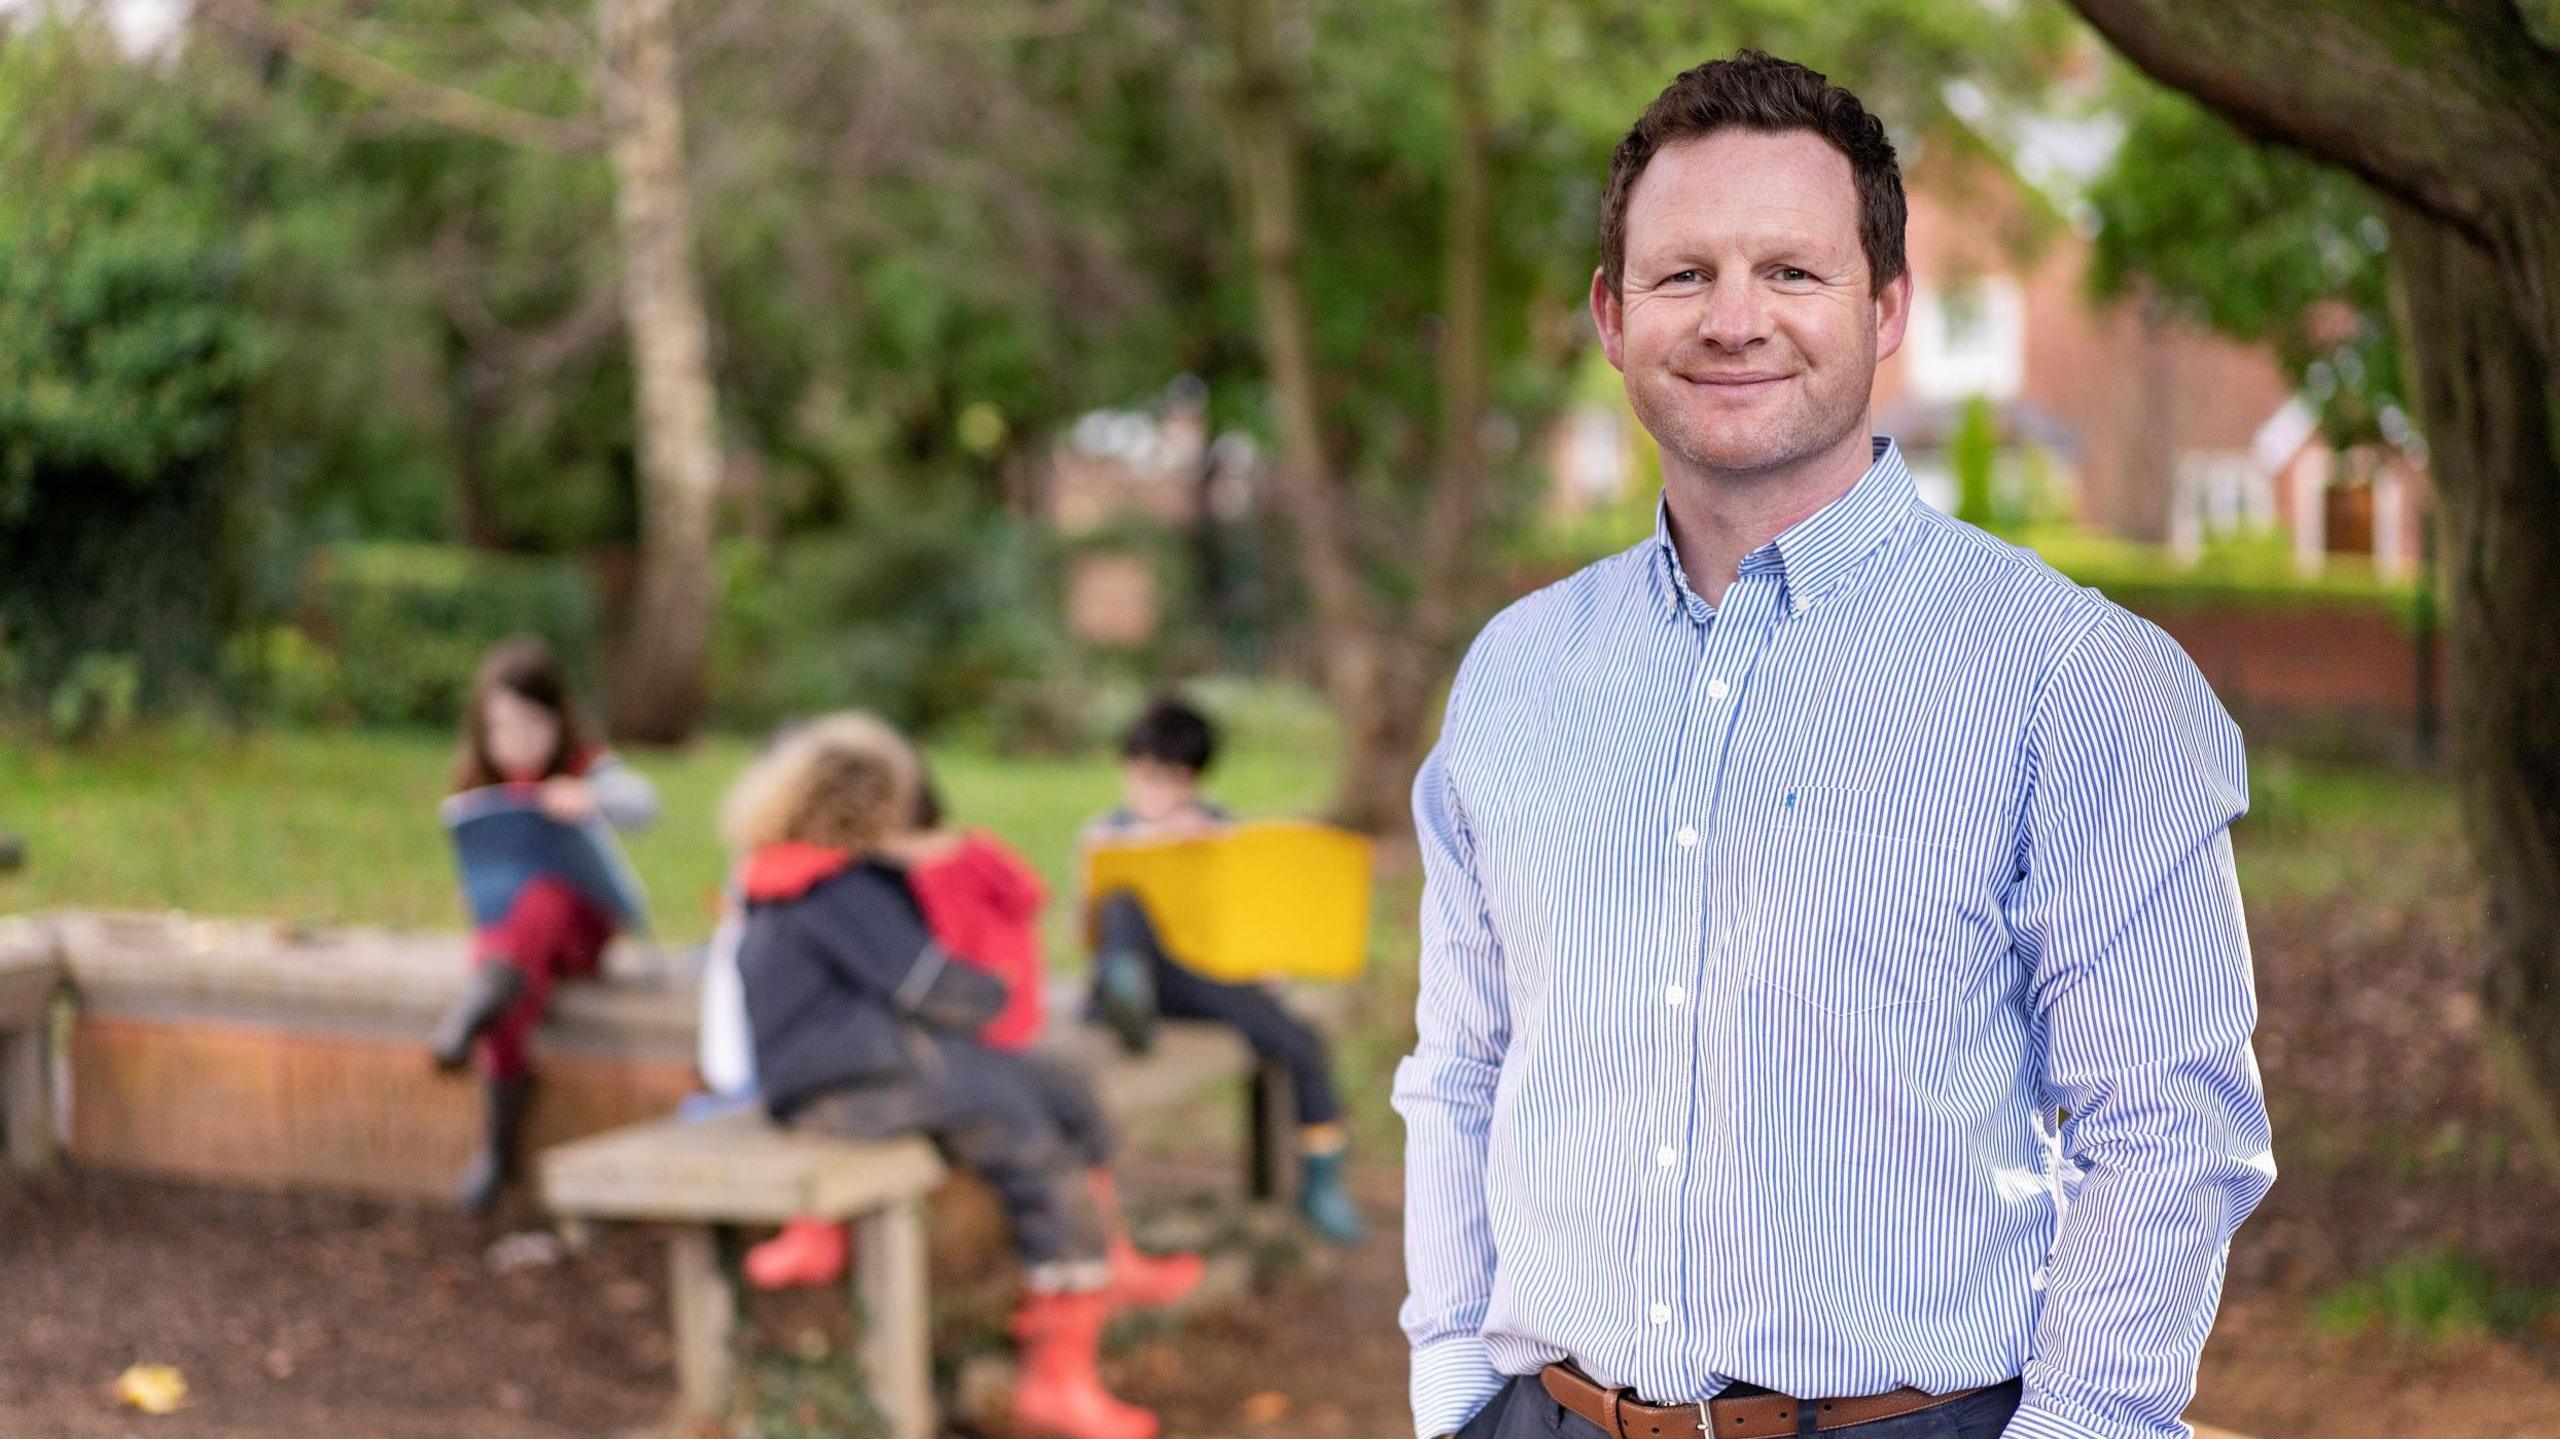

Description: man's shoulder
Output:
[1902,505,2224,701]
[1899,506,2129,660]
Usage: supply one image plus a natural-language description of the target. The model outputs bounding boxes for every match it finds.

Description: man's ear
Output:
[1589,266,1627,373]
[1873,269,1913,365]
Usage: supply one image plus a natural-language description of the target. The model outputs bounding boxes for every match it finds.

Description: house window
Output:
[1910,276,2026,402]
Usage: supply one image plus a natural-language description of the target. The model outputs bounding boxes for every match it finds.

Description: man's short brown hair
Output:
[1600,51,1906,296]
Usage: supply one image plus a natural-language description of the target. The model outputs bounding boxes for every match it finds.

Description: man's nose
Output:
[1696,277,1770,351]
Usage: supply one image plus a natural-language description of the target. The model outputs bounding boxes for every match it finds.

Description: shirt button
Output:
[1705,677,1730,701]
[1675,825,1699,849]
[1655,1146,1678,1168]
[1666,985,1685,1006]
[1650,1302,1673,1325]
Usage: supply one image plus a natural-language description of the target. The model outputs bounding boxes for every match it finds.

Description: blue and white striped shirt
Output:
[1396,440,2274,1439]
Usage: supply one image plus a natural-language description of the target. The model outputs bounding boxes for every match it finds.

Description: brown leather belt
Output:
[1540,1359,1988,1439]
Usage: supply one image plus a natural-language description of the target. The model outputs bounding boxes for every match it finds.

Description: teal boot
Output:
[1297,1148,1365,1244]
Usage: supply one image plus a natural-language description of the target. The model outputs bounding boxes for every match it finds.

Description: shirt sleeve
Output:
[1392,656,1513,1439]
[2002,607,2277,1439]
[814,869,1008,1034]
[582,751,661,831]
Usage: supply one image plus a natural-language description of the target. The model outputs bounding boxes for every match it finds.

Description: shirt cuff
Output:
[1411,1333,1507,1439]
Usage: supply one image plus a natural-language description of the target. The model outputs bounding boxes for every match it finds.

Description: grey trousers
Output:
[787,1033,1110,1265]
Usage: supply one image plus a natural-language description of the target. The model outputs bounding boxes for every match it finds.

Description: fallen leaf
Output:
[1240,1389,1291,1424]
[114,1363,189,1415]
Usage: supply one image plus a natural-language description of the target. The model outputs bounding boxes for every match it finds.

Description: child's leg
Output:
[1019,1051,1118,1170]
[1142,954,1362,1241]
[792,1043,1109,1274]
[475,877,612,1080]
[1144,957,1343,1128]
[442,878,610,1212]
[1015,1051,1202,1308]
[927,1045,1110,1279]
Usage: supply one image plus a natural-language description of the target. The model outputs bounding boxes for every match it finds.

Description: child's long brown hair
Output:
[452,636,592,792]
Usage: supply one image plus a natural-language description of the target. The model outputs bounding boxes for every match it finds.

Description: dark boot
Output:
[1088,948,1157,1057]
[430,962,525,1072]
[1297,1148,1365,1245]
[457,1073,533,1214]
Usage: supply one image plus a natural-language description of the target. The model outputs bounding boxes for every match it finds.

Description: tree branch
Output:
[200,0,601,153]
[2067,0,2560,240]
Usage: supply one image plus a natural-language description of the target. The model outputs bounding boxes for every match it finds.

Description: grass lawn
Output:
[0,681,1344,947]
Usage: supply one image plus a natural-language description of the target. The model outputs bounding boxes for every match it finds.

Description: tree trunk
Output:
[599,0,723,743]
[1218,0,1497,836]
[2062,0,2560,1170]
[1412,0,1492,658]
[1215,0,1393,824]
[2385,202,2560,1177]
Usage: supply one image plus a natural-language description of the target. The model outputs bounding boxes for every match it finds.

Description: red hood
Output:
[741,842,856,901]
[919,832,1047,920]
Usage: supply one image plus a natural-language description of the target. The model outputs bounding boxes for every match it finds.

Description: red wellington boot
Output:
[1008,1290,1159,1439]
[1104,1232,1204,1311]
[1087,1170,1204,1310]
[744,1217,848,1290]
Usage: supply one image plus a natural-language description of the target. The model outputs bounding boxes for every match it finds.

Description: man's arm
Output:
[1392,725,1512,1439]
[2003,608,2277,1439]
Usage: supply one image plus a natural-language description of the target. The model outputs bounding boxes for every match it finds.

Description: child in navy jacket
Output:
[725,714,1162,1439]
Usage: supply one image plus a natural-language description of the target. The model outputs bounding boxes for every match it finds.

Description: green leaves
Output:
[2084,72,2404,448]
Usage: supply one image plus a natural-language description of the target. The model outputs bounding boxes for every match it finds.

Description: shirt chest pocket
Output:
[1742,788,1986,1016]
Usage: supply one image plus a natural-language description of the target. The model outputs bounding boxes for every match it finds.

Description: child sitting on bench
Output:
[725,714,1189,1439]
[428,637,658,1213]
[1082,694,1363,1244]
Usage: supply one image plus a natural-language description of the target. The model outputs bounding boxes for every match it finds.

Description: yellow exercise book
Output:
[1082,820,1373,983]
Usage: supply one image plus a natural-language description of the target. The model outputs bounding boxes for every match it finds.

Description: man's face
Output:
[1592,128,1908,483]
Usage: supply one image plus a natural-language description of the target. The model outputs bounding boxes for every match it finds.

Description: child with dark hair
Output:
[1083,694,1364,1244]
[726,716,1174,1439]
[428,636,658,1212]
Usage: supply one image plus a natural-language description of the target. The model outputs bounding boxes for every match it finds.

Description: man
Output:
[1397,51,2274,1439]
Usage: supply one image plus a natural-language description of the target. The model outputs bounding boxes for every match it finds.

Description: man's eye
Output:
[1776,267,1813,283]
[1664,269,1704,284]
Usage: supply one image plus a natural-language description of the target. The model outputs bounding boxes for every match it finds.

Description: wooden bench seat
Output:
[544,1110,944,1437]
[539,1017,1285,1438]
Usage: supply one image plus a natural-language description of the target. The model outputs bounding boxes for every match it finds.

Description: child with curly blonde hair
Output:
[723,714,1165,1439]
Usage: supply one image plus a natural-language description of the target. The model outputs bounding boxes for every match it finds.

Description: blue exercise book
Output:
[442,785,652,934]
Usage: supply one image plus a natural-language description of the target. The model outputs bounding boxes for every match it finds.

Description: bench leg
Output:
[667,1226,737,1422]
[1247,1058,1296,1203]
[2,1024,52,1175]
[854,1198,934,1439]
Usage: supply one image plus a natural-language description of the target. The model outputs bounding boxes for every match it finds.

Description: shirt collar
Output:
[1649,437,1916,622]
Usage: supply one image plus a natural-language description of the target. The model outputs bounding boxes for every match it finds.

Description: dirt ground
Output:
[8,873,2560,1438]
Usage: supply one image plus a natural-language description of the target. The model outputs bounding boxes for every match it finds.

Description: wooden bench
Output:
[544,1110,944,1439]
[540,1016,1281,1438]
[1,916,64,1174]
[46,908,701,1198]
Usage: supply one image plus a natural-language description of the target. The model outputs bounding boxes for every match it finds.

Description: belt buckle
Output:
[1695,1400,1712,1437]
